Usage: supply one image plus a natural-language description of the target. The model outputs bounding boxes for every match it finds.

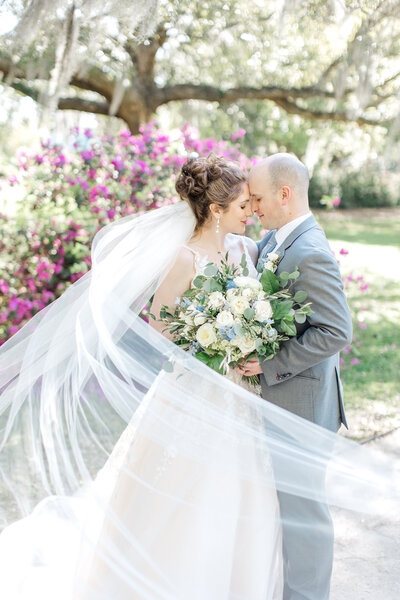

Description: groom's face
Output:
[249,168,285,230]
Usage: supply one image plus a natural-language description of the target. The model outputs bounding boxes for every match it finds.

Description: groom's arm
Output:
[261,248,352,387]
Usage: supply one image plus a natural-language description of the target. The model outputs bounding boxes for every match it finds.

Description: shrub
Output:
[0,122,250,343]
[338,170,398,209]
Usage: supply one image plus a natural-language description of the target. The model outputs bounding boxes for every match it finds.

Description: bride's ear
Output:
[209,203,222,220]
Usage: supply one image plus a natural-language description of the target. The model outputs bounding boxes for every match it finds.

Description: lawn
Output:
[315,208,400,441]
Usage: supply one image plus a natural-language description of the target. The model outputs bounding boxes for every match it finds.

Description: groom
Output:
[241,153,352,600]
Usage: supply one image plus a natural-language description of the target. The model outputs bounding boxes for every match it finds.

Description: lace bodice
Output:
[183,236,258,283]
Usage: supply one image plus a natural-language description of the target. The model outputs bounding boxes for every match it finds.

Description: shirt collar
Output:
[275,211,312,251]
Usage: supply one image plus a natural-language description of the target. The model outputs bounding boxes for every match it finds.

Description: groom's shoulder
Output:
[293,227,337,266]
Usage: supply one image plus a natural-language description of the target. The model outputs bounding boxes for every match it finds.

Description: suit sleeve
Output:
[261,248,353,386]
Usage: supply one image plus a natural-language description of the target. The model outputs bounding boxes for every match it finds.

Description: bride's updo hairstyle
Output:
[175,153,247,230]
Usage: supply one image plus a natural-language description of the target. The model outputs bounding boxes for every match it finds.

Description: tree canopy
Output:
[0,0,399,133]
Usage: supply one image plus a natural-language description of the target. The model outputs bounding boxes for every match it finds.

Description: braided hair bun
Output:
[175,154,247,230]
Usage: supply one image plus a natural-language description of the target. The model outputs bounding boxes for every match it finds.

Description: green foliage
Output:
[309,168,400,210]
[339,170,398,209]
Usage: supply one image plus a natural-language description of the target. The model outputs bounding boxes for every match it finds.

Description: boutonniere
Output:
[257,251,281,274]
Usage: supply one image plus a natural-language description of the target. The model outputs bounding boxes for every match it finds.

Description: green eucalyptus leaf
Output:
[193,275,205,289]
[243,307,255,320]
[273,300,293,320]
[242,267,249,276]
[294,312,307,324]
[279,271,290,282]
[208,354,225,374]
[255,338,264,351]
[288,269,300,280]
[281,320,297,336]
[294,290,308,303]
[203,278,221,293]
[260,269,279,294]
[204,263,219,277]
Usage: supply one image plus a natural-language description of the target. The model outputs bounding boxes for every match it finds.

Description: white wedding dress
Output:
[0,233,283,600]
[1,203,396,600]
[75,238,283,599]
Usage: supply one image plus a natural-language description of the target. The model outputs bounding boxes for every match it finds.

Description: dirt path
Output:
[331,428,400,599]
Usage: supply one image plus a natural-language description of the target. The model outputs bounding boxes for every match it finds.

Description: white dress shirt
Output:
[274,211,312,252]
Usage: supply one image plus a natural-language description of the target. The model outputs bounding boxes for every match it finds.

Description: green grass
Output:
[316,209,400,440]
[315,208,400,247]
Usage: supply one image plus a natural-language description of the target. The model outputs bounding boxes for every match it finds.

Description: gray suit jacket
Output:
[257,214,352,432]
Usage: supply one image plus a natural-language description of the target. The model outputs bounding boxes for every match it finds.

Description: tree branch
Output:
[57,97,110,115]
[273,97,388,126]
[160,83,336,105]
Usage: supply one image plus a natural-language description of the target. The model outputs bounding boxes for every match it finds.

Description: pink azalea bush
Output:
[0,122,368,374]
[0,122,250,344]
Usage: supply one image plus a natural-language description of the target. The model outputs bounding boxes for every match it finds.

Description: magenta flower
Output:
[339,248,349,255]
[231,129,246,141]
[81,150,95,161]
[350,358,360,365]
[0,279,9,294]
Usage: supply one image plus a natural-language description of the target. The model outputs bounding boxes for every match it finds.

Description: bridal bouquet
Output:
[157,253,312,379]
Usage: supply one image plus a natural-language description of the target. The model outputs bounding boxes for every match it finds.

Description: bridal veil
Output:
[0,201,398,598]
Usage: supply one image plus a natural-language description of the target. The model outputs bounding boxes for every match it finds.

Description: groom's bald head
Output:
[259,153,309,196]
[249,153,310,229]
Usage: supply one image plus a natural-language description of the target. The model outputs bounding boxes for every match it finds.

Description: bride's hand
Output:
[237,356,263,376]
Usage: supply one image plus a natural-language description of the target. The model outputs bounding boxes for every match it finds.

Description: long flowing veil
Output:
[0,201,398,598]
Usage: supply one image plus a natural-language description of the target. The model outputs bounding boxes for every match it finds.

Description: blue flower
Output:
[227,279,238,290]
[188,342,201,355]
[226,327,236,340]
[180,298,191,307]
[196,305,205,312]
[218,326,236,341]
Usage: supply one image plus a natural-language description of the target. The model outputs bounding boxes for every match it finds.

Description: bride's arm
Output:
[149,248,195,339]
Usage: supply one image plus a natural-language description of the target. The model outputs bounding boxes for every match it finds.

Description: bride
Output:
[0,154,398,599]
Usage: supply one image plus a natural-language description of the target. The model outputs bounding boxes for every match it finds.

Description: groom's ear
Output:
[280,186,290,206]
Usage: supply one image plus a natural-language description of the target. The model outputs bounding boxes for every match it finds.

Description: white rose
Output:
[184,314,194,325]
[241,286,256,300]
[226,288,238,301]
[216,310,234,328]
[256,290,267,301]
[196,323,217,347]
[229,296,250,315]
[207,291,225,310]
[233,336,257,354]
[267,252,280,262]
[254,300,273,322]
[234,276,262,290]
[194,313,207,326]
[264,261,276,272]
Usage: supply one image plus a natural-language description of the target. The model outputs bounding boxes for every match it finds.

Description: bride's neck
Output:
[189,223,227,254]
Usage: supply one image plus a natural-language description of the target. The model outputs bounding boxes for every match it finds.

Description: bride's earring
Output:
[216,215,220,233]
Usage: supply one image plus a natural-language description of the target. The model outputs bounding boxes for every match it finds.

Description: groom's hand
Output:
[237,356,263,376]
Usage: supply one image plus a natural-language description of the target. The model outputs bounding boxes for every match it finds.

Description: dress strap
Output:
[182,245,205,276]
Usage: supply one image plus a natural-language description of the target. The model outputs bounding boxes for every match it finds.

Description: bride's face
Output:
[221,183,253,234]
